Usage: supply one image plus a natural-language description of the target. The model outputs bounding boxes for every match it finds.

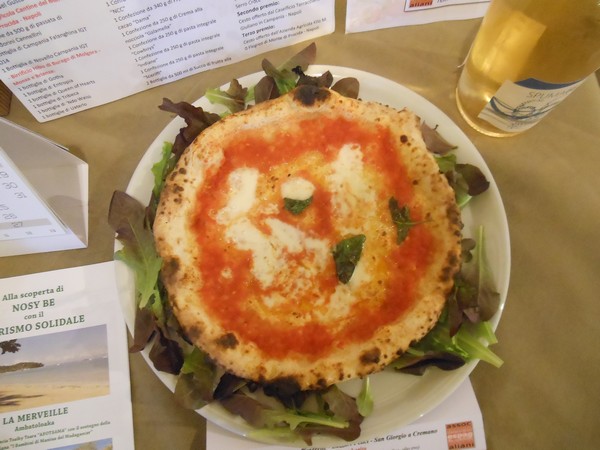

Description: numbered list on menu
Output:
[0,0,334,122]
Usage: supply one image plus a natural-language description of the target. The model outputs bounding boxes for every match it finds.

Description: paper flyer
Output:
[0,0,334,122]
[346,0,490,33]
[207,378,487,450]
[0,262,134,450]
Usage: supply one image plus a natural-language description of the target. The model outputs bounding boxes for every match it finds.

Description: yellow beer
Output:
[456,0,600,137]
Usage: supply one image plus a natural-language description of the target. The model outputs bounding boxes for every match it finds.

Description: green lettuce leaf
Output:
[174,347,219,409]
[108,191,162,315]
[455,226,501,323]
[393,307,503,370]
[356,377,374,417]
[205,78,248,115]
[261,42,317,95]
[435,154,490,207]
[392,226,503,373]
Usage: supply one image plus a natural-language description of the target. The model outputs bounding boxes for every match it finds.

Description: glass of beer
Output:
[456,0,600,137]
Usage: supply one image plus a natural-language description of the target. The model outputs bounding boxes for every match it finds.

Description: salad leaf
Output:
[391,349,465,376]
[434,153,457,174]
[292,66,360,100]
[213,373,248,400]
[148,329,184,374]
[262,58,300,96]
[261,42,317,95]
[322,385,361,422]
[108,191,162,314]
[435,154,490,207]
[279,42,317,73]
[388,197,423,244]
[151,142,176,199]
[205,78,248,115]
[294,67,334,88]
[356,377,374,417]
[146,142,177,221]
[313,386,363,443]
[283,196,313,215]
[221,392,274,428]
[332,235,366,283]
[253,75,278,104]
[392,307,503,371]
[421,122,457,155]
[263,409,348,431]
[174,347,219,409]
[221,390,351,446]
[393,226,503,373]
[455,226,500,324]
[331,77,360,99]
[158,98,220,158]
[456,163,490,197]
[129,305,157,353]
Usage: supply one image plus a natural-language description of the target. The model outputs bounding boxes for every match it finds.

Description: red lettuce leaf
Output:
[331,77,360,99]
[158,98,220,158]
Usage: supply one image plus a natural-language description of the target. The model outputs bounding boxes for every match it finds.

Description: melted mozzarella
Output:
[327,143,376,233]
[225,218,277,287]
[216,168,259,224]
[265,218,305,254]
[280,177,315,200]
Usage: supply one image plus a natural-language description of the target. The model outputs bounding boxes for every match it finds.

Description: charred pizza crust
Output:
[154,86,462,391]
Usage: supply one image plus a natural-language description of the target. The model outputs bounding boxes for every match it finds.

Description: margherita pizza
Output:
[153,85,462,391]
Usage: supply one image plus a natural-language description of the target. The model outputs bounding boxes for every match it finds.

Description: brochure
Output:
[0,262,134,450]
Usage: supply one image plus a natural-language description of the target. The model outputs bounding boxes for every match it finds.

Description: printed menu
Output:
[0,0,334,122]
[0,262,134,450]
[346,0,490,32]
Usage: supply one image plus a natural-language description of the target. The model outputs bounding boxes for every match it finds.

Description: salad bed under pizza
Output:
[109,43,503,445]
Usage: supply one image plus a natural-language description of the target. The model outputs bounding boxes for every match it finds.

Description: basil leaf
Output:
[332,235,366,284]
[284,196,313,215]
[388,197,420,244]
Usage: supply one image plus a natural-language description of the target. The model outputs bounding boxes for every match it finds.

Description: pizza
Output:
[153,85,462,391]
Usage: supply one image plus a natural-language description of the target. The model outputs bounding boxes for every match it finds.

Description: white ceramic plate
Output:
[115,66,510,447]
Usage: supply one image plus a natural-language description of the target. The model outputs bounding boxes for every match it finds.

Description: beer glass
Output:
[456,0,600,137]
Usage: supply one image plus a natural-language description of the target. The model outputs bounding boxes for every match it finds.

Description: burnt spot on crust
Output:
[293,85,330,106]
[400,135,408,143]
[186,325,203,342]
[315,377,328,390]
[446,204,462,228]
[215,332,238,349]
[262,376,302,399]
[360,347,381,365]
[440,251,460,283]
[160,257,180,282]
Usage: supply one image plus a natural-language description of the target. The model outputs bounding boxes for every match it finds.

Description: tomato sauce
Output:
[193,116,434,360]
